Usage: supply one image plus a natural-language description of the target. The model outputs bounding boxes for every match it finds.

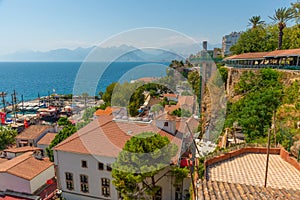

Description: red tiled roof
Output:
[265,48,300,57]
[225,48,300,60]
[15,125,52,140]
[37,133,57,145]
[94,107,113,116]
[54,115,183,159]
[224,52,269,60]
[163,93,177,98]
[0,152,53,180]
[4,146,41,153]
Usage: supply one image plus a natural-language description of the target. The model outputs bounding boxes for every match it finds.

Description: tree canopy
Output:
[112,132,178,200]
[46,125,77,161]
[225,69,283,142]
[0,126,17,150]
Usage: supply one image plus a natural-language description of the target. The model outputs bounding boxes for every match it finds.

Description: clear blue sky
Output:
[0,0,295,55]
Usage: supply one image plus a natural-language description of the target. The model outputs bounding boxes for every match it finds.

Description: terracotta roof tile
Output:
[15,125,52,140]
[4,146,41,153]
[265,48,300,57]
[54,115,183,160]
[37,133,57,145]
[225,52,269,60]
[0,152,53,180]
[94,107,113,116]
[225,48,300,61]
[198,180,300,199]
[163,93,177,98]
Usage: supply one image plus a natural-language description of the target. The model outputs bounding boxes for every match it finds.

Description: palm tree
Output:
[291,1,300,24]
[269,7,295,50]
[248,15,265,29]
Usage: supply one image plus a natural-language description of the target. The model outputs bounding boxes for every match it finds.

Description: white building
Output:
[222,32,242,57]
[53,114,197,200]
[0,151,55,194]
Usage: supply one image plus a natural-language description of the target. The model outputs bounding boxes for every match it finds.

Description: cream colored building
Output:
[54,114,196,200]
[0,151,55,194]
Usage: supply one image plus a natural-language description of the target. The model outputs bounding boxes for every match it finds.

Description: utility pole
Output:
[264,128,271,187]
[0,92,7,112]
[11,94,15,123]
[21,95,24,115]
[13,90,18,120]
[38,93,40,107]
[273,111,276,148]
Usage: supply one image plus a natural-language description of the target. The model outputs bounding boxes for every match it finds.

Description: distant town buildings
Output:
[222,32,242,57]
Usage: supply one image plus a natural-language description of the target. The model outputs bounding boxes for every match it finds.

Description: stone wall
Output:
[204,147,300,174]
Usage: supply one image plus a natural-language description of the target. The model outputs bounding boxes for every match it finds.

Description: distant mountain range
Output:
[0,43,221,62]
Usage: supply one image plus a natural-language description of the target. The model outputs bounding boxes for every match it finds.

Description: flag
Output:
[24,119,29,128]
[0,112,6,125]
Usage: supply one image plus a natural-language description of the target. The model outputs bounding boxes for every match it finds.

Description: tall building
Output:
[202,41,208,51]
[222,32,242,57]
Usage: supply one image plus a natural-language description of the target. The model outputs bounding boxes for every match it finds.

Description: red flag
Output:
[24,119,29,128]
[0,112,6,124]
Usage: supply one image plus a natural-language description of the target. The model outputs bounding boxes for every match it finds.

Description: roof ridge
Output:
[0,152,33,172]
[54,119,113,149]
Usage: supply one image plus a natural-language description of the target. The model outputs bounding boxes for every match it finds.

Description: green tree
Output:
[269,7,295,50]
[248,15,265,29]
[57,117,72,126]
[188,71,200,103]
[0,126,17,150]
[292,0,300,24]
[46,125,77,161]
[102,82,117,105]
[82,107,97,121]
[230,27,271,54]
[112,132,178,200]
[225,69,283,142]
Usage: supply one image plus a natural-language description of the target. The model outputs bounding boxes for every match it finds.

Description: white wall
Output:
[30,165,55,193]
[55,151,118,200]
[37,144,48,153]
[0,173,31,194]
[55,151,192,200]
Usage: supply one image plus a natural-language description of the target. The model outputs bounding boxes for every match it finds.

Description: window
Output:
[155,187,162,200]
[80,175,89,193]
[164,122,168,126]
[65,172,74,190]
[81,160,87,168]
[101,178,110,197]
[98,162,104,170]
[175,187,182,200]
[106,164,112,171]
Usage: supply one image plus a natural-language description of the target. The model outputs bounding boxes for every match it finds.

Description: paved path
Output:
[206,153,300,190]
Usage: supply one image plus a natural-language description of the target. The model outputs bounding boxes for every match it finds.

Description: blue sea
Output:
[0,62,168,103]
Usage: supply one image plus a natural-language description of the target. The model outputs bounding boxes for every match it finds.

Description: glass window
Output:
[106,164,112,171]
[80,175,89,193]
[98,162,104,170]
[101,178,110,197]
[155,187,162,200]
[65,172,74,190]
[81,160,87,168]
